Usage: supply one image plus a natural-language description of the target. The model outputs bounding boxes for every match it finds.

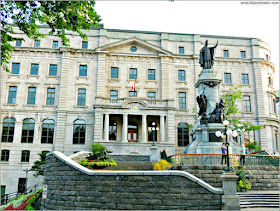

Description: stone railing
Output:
[94,97,175,108]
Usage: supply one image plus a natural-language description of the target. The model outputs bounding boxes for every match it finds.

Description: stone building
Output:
[0,25,279,194]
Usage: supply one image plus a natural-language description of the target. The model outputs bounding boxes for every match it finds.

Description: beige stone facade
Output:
[0,25,279,194]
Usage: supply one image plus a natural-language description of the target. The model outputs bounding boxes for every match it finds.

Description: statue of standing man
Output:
[199,40,218,69]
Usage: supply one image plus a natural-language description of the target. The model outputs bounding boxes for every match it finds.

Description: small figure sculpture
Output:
[199,40,218,69]
[208,103,223,123]
[200,113,208,125]
[196,92,208,116]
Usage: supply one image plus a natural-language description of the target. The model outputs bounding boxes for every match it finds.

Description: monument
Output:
[184,40,240,154]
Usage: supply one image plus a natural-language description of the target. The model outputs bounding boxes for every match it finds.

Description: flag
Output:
[131,77,137,91]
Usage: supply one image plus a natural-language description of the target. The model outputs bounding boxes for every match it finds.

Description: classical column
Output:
[160,115,165,143]
[104,114,109,141]
[122,114,128,142]
[141,115,147,143]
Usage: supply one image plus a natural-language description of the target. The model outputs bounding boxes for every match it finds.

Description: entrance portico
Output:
[93,99,175,155]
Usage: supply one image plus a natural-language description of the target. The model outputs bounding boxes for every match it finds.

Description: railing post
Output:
[220,172,240,210]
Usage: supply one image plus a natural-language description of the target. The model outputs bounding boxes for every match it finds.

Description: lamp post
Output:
[237,124,246,145]
[148,122,159,146]
[215,120,238,172]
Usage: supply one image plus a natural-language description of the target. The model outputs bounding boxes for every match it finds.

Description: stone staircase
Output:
[238,192,279,209]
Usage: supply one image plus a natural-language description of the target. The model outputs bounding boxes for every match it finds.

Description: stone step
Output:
[240,199,279,202]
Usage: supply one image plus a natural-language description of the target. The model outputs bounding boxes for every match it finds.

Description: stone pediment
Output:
[95,38,172,56]
[122,100,148,109]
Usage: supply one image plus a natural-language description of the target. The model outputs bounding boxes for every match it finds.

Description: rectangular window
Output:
[129,68,137,79]
[49,64,57,76]
[148,69,155,80]
[243,96,251,112]
[18,178,26,193]
[111,67,119,79]
[34,40,40,48]
[46,88,55,105]
[241,51,246,58]
[52,41,58,49]
[30,64,39,75]
[12,63,20,74]
[129,91,137,97]
[223,50,229,57]
[273,99,276,114]
[148,92,156,99]
[27,87,36,105]
[179,93,186,110]
[241,74,249,84]
[110,90,118,103]
[16,40,22,47]
[110,90,118,99]
[178,70,185,81]
[79,65,87,76]
[224,73,232,84]
[179,47,184,54]
[1,150,10,162]
[8,86,17,104]
[21,151,30,162]
[275,133,279,151]
[82,41,88,49]
[77,89,86,106]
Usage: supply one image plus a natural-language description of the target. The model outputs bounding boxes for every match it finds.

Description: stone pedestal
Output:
[220,172,240,210]
[150,145,159,162]
[184,123,241,154]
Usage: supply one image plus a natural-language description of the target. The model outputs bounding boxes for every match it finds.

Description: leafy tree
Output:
[246,141,262,152]
[30,152,48,177]
[222,85,264,139]
[1,1,101,72]
[222,85,242,118]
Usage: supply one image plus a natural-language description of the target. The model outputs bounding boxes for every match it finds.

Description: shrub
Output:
[88,143,112,161]
[80,159,117,169]
[235,166,253,192]
[153,159,172,170]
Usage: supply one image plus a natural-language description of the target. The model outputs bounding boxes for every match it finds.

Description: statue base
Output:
[183,123,241,154]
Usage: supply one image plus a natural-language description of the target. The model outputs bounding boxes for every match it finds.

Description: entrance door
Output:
[128,121,138,142]
[128,131,137,142]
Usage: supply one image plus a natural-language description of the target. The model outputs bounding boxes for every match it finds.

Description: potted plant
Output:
[80,143,117,169]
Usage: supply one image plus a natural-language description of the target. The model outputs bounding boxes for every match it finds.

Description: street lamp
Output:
[237,124,246,145]
[148,122,159,146]
[215,120,238,172]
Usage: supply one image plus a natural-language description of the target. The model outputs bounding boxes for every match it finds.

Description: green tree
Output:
[222,85,243,118]
[1,1,101,72]
[30,152,49,177]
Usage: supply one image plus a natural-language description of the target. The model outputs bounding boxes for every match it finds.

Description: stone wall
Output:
[183,165,279,190]
[42,152,223,210]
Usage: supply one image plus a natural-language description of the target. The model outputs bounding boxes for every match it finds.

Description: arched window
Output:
[148,122,158,142]
[73,120,86,144]
[128,121,138,142]
[21,119,35,143]
[178,123,189,147]
[109,121,117,141]
[2,118,15,142]
[41,119,55,144]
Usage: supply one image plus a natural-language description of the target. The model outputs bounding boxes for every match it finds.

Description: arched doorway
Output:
[128,121,138,142]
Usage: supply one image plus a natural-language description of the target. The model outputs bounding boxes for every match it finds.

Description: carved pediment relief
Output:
[96,38,172,56]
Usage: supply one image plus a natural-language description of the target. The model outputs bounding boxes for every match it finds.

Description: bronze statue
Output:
[199,40,218,69]
[196,93,207,116]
